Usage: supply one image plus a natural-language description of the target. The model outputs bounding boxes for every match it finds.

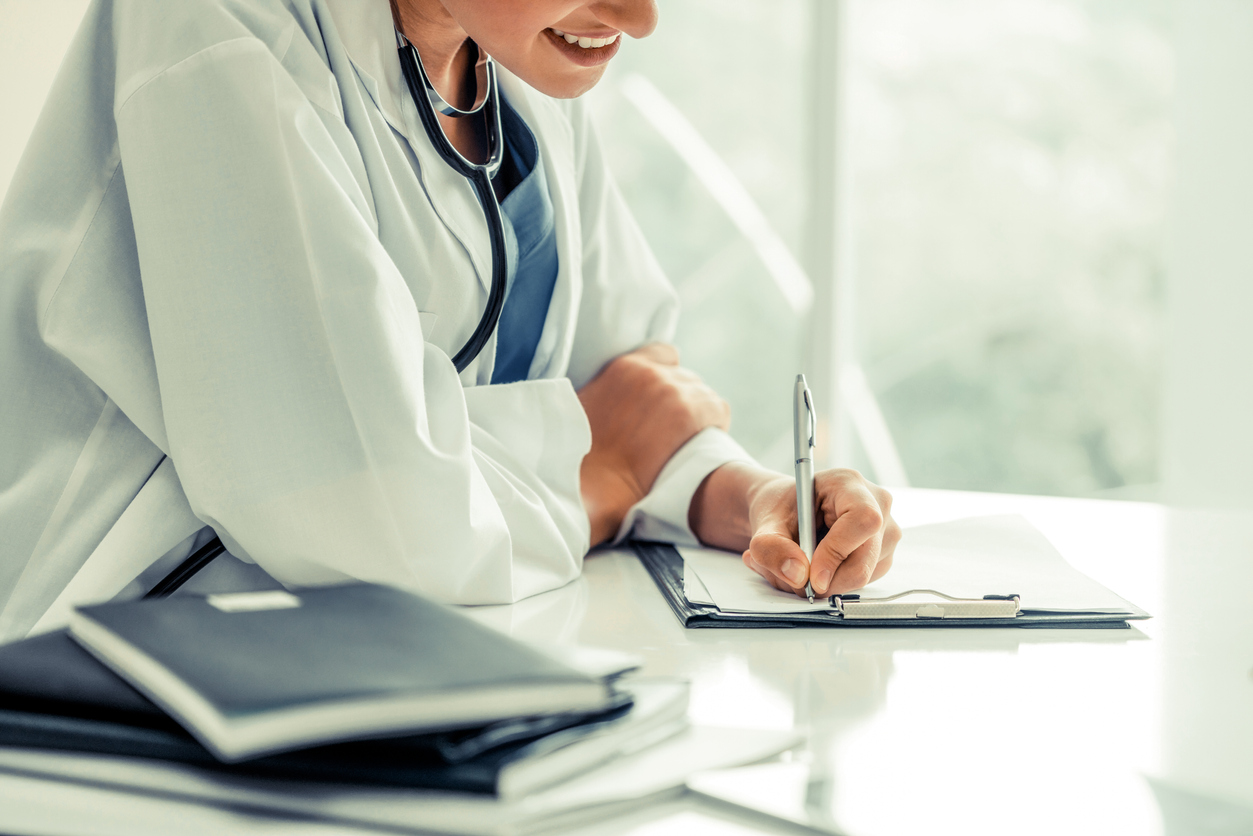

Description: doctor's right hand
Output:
[578,343,731,546]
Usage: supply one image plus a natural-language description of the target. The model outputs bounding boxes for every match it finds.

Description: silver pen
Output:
[793,374,817,603]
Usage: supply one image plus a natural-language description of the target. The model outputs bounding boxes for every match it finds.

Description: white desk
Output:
[3,488,1252,836]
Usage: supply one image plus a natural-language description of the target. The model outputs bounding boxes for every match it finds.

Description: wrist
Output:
[580,453,644,547]
[689,461,784,552]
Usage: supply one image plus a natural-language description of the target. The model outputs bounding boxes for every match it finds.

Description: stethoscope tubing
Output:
[452,167,509,372]
[397,37,509,374]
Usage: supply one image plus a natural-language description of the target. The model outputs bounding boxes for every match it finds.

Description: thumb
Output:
[747,517,811,592]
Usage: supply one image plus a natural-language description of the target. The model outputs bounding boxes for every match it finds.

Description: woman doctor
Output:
[0,0,900,640]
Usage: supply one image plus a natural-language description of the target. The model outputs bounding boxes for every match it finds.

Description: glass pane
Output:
[587,0,812,472]
[850,0,1172,496]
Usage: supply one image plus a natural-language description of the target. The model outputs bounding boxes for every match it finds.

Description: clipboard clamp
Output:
[830,590,1021,620]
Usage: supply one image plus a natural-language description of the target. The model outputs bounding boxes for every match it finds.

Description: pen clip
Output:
[803,388,816,451]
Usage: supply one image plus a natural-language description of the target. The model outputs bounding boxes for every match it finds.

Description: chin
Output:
[515,64,607,100]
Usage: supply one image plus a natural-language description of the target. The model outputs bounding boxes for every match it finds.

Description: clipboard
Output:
[631,541,1148,629]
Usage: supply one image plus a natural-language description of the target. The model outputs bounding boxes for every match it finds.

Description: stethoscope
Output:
[397,30,510,375]
[145,32,510,599]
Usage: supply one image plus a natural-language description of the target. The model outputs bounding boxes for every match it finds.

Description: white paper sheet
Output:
[679,547,828,614]
[683,562,716,605]
[680,515,1139,615]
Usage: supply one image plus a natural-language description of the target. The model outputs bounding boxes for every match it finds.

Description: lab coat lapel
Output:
[319,0,495,306]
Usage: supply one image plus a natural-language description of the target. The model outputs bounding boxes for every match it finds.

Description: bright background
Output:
[587,0,1172,498]
[2,0,1247,508]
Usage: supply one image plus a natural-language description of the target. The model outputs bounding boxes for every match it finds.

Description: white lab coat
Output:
[0,0,751,640]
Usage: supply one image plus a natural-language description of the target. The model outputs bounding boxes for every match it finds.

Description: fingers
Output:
[872,512,902,584]
[742,470,900,599]
[823,535,881,596]
[633,342,679,366]
[807,474,889,596]
[868,550,894,584]
[743,551,805,594]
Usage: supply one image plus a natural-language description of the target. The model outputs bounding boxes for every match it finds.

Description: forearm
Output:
[687,461,786,552]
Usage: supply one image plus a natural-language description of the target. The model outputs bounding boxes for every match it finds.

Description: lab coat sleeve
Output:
[115,37,589,603]
[563,98,756,547]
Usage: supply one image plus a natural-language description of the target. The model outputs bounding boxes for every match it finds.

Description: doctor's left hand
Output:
[690,464,900,598]
[578,343,731,546]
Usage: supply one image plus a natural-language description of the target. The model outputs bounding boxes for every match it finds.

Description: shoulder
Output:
[109,0,324,100]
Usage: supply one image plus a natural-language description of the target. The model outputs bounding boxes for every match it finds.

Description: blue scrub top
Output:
[490,97,560,385]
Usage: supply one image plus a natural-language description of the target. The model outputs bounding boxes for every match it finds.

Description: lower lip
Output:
[543,29,622,67]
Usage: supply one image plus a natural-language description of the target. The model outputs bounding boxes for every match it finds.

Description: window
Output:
[589,0,1172,497]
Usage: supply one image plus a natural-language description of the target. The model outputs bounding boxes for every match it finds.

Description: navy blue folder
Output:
[0,630,630,794]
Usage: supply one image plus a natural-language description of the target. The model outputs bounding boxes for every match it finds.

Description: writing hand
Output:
[740,468,900,598]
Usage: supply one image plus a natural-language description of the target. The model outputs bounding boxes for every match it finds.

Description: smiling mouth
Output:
[549,29,621,49]
[544,27,623,67]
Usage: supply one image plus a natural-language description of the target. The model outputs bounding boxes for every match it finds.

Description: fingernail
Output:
[811,565,834,594]
[782,560,807,586]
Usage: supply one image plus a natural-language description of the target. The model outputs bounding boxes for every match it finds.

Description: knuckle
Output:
[749,532,789,565]
[851,562,875,589]
[611,354,647,385]
[653,343,679,364]
[877,487,893,513]
[614,352,640,371]
[747,534,773,560]
[849,504,884,533]
[822,468,864,489]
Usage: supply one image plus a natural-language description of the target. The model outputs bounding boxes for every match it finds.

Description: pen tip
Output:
[808,595,814,604]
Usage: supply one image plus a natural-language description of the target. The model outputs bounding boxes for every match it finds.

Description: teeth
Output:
[552,29,619,49]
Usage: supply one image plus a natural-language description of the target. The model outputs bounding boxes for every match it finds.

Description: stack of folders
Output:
[0,583,719,809]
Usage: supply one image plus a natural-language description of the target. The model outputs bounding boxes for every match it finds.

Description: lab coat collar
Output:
[321,0,497,307]
[317,0,582,383]
[321,0,416,140]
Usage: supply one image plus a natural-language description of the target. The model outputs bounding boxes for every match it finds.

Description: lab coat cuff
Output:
[611,428,756,547]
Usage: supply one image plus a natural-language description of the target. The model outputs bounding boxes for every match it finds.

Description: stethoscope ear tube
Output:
[398,39,504,180]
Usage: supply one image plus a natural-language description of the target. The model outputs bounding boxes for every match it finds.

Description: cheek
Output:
[452,0,564,57]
